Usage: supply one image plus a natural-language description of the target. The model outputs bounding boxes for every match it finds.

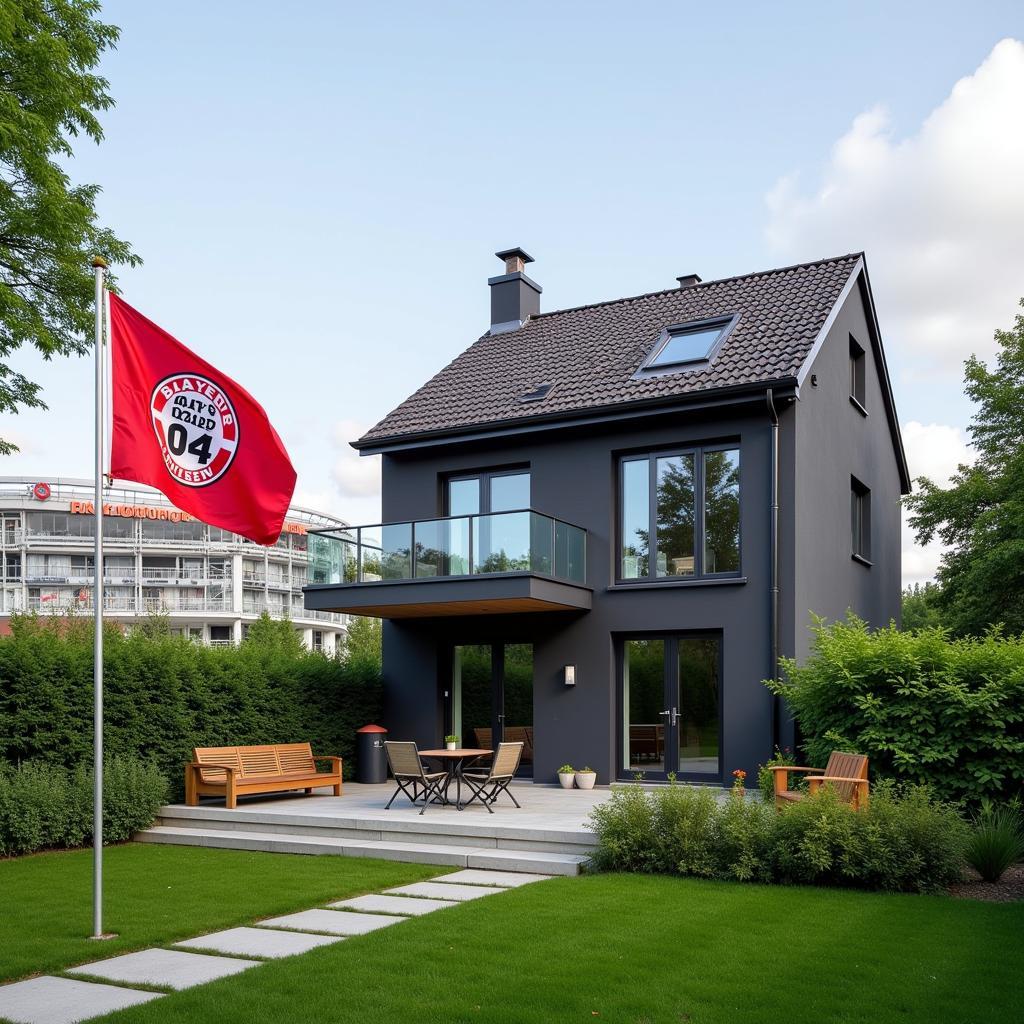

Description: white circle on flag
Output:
[149,374,239,488]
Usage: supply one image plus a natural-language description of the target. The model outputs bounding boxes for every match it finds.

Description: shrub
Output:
[588,782,968,893]
[0,756,167,856]
[964,801,1024,882]
[0,613,383,799]
[757,747,803,804]
[766,614,1024,803]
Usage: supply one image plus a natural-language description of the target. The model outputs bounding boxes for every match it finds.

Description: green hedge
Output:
[767,615,1024,803]
[0,614,383,800]
[0,755,167,856]
[587,783,968,894]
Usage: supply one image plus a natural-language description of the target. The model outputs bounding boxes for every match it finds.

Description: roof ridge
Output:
[528,252,863,322]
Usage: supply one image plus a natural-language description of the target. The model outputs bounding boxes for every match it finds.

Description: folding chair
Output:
[383,740,448,815]
[462,741,524,814]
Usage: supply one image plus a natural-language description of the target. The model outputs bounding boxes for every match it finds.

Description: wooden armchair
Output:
[772,751,870,810]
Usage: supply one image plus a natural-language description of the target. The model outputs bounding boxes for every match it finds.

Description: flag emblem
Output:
[149,372,239,488]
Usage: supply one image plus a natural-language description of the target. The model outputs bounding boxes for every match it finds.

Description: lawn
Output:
[91,873,1024,1024]
[0,843,440,984]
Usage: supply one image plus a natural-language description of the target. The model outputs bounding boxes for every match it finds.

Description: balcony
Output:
[303,509,590,619]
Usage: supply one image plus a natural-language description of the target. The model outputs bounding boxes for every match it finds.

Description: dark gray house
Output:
[305,249,910,786]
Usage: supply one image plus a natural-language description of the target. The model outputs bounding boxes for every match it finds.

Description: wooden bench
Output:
[185,743,342,809]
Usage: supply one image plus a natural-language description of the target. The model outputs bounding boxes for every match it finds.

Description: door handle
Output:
[658,710,670,718]
[671,707,678,728]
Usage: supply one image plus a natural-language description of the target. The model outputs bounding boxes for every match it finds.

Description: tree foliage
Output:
[905,301,1024,636]
[0,0,138,453]
[901,582,945,632]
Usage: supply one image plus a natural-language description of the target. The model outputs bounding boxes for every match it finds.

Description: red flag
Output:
[107,293,297,545]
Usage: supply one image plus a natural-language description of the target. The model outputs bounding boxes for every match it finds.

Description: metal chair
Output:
[462,742,524,813]
[383,741,447,815]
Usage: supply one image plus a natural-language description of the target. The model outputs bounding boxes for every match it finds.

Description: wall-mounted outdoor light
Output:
[563,664,576,687]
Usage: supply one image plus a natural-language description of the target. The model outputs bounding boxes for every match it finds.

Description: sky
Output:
[3,1,1024,585]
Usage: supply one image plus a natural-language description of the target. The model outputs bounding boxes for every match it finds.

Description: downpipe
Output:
[766,388,780,749]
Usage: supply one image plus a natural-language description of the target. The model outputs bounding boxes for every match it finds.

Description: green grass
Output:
[93,874,1024,1024]
[0,842,440,983]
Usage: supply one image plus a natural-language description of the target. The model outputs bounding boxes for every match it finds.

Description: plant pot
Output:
[575,771,597,790]
[558,772,575,789]
[446,742,457,751]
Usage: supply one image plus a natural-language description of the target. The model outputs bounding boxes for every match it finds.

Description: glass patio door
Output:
[622,635,720,779]
[450,643,533,776]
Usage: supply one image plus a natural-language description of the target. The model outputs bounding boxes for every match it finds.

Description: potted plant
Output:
[575,766,597,790]
[444,734,459,751]
[557,763,575,789]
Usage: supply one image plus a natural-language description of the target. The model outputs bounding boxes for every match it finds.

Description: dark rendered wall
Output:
[791,280,904,664]
[379,401,779,785]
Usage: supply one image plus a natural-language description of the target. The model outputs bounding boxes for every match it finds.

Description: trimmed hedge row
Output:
[768,615,1024,803]
[0,756,167,856]
[587,782,968,893]
[0,614,383,799]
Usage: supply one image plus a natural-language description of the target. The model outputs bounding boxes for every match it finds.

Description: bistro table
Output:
[419,748,493,810]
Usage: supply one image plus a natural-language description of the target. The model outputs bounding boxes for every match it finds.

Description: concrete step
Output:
[136,825,587,876]
[153,807,597,856]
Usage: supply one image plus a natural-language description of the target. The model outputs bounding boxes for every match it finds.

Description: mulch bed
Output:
[949,864,1024,903]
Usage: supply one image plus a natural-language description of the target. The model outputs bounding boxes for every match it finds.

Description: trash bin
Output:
[356,723,388,784]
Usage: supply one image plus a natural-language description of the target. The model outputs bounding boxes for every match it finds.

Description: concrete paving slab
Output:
[0,975,162,1024]
[329,893,457,916]
[176,926,344,959]
[67,947,259,990]
[437,869,554,887]
[255,908,407,935]
[384,881,508,902]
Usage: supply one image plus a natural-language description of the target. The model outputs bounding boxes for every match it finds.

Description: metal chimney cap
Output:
[495,247,535,265]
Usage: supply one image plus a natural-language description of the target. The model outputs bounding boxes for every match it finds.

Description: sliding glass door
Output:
[451,643,533,776]
[621,634,721,779]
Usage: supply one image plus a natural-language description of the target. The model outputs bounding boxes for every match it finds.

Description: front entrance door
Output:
[621,635,721,780]
[451,643,533,777]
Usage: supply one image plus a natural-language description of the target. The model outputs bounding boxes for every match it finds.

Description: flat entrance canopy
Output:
[303,573,592,619]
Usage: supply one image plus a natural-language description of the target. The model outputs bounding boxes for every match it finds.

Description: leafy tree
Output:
[341,615,381,670]
[241,611,304,656]
[901,582,945,632]
[906,301,1024,636]
[0,0,138,454]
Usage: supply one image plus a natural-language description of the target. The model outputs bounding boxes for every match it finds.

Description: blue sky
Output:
[5,1,1024,582]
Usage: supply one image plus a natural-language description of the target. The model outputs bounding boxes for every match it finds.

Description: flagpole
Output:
[91,255,109,940]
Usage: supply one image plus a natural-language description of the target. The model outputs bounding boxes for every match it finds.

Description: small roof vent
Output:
[677,273,702,289]
[517,383,554,403]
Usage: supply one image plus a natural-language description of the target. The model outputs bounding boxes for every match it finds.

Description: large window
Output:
[619,446,740,581]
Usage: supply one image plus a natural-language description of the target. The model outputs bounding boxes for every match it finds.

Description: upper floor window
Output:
[636,315,737,377]
[849,334,866,412]
[851,476,871,563]
[445,468,530,516]
[619,446,740,581]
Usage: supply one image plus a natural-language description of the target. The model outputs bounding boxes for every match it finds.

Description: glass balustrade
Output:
[307,510,586,586]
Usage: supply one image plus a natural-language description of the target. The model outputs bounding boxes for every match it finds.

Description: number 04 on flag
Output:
[107,293,296,545]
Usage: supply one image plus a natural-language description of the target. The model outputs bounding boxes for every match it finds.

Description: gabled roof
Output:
[356,254,899,468]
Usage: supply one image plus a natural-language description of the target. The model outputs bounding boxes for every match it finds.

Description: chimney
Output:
[677,273,702,289]
[489,247,542,333]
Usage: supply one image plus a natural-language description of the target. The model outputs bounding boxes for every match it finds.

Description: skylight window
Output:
[641,316,735,373]
[518,383,554,403]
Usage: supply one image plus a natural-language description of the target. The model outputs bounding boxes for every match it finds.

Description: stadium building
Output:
[0,477,349,653]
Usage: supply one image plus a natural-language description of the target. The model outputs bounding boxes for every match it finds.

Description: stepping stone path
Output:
[0,869,553,1024]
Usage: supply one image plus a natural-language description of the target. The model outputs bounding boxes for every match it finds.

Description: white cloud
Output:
[767,38,1024,372]
[900,420,972,586]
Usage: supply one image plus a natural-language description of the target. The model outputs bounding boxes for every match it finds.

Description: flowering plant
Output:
[731,768,747,797]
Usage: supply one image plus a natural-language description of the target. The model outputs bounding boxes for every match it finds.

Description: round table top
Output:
[419,748,492,759]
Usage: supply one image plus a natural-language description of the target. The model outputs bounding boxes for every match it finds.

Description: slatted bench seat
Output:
[185,743,342,808]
